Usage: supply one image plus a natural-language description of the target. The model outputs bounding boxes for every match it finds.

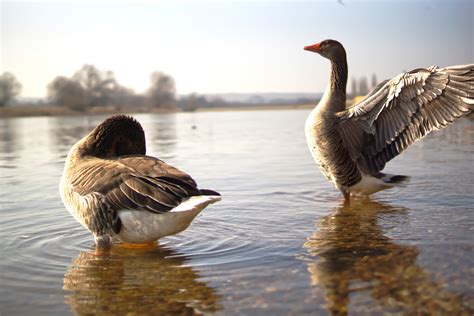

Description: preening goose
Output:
[60,115,221,247]
[304,39,473,198]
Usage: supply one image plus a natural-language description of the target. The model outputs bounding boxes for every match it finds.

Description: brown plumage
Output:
[304,39,473,198]
[60,115,221,247]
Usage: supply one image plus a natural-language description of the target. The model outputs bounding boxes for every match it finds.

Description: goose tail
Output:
[118,194,221,243]
[378,173,411,187]
[347,173,411,196]
[199,188,221,196]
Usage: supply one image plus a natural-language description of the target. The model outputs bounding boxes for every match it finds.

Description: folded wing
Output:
[69,156,202,216]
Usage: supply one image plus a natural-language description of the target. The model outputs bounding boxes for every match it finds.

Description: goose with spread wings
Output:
[60,115,221,247]
[304,39,473,198]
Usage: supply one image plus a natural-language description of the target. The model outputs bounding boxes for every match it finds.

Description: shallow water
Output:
[0,110,473,315]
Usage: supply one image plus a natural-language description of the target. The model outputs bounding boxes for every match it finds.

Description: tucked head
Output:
[81,115,146,158]
[304,39,346,61]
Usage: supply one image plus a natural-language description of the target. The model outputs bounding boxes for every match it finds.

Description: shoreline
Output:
[0,104,315,118]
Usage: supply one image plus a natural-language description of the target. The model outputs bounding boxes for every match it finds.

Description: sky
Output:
[1,0,473,98]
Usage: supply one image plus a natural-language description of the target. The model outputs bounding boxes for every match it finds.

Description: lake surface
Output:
[0,110,473,315]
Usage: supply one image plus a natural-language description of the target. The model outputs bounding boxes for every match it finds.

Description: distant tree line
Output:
[1,68,382,110]
[0,72,22,107]
[177,93,228,111]
[47,65,177,111]
[0,65,230,111]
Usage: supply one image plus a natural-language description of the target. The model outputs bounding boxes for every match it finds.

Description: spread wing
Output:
[69,155,201,216]
[337,64,474,174]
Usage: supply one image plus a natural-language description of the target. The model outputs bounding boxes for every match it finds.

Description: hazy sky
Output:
[1,0,473,98]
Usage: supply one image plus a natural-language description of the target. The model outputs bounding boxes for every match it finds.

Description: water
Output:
[0,110,473,315]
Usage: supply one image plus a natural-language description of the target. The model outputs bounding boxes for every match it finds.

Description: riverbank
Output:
[0,104,314,118]
[2,104,473,119]
[0,105,184,118]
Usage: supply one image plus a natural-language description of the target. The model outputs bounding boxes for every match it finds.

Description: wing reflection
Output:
[304,198,472,315]
[63,243,221,315]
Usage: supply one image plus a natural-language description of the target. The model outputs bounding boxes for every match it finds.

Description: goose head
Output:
[304,39,346,62]
[80,115,146,158]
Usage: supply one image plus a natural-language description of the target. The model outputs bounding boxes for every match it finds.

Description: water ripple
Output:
[1,113,473,315]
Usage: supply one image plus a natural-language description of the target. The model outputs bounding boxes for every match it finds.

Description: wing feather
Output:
[338,64,474,174]
[68,156,202,217]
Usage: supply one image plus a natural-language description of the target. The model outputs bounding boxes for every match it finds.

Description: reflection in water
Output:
[63,243,221,315]
[49,116,103,148]
[0,113,471,314]
[48,114,179,160]
[0,119,17,162]
[304,198,472,315]
[143,114,177,159]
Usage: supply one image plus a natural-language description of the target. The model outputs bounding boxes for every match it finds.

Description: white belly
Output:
[348,174,392,196]
[118,195,221,243]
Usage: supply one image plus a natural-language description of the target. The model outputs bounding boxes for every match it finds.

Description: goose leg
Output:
[342,190,350,200]
[95,235,114,249]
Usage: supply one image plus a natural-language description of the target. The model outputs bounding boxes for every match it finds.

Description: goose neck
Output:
[329,56,348,96]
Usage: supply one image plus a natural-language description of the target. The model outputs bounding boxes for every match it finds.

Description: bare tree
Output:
[48,76,86,110]
[147,72,176,108]
[48,64,129,109]
[72,65,101,93]
[47,65,178,111]
[0,72,22,107]
[111,86,136,108]
[72,65,120,107]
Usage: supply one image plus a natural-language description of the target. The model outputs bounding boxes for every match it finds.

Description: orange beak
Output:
[304,43,321,53]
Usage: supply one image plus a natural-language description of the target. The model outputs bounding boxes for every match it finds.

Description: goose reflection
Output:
[63,243,221,315]
[304,198,472,315]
